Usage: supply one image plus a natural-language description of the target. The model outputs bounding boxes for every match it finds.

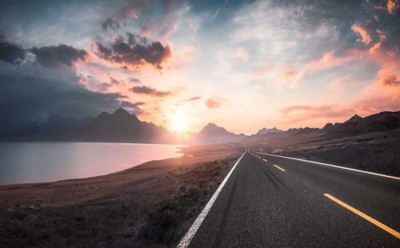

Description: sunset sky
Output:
[1,0,399,134]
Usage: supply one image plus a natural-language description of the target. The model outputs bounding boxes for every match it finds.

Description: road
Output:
[180,150,400,247]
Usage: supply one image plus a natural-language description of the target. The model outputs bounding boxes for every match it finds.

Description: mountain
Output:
[2,114,93,140]
[255,127,284,136]
[69,107,172,143]
[326,111,400,136]
[194,123,245,144]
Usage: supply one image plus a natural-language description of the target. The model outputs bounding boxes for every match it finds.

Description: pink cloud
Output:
[351,24,372,44]
[329,76,363,90]
[234,47,250,63]
[251,64,271,77]
[205,98,221,109]
[169,45,200,68]
[378,68,400,86]
[306,51,357,72]
[279,95,400,128]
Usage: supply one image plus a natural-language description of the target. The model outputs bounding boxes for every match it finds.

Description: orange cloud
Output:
[282,69,297,78]
[351,24,372,44]
[387,0,398,14]
[369,42,381,54]
[378,68,400,86]
[205,98,221,109]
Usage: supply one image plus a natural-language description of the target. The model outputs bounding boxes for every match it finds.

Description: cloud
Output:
[279,94,400,128]
[0,33,88,68]
[329,75,363,90]
[120,101,146,116]
[92,32,171,70]
[351,24,372,44]
[233,47,249,63]
[387,0,398,14]
[378,68,400,86]
[280,105,352,120]
[205,98,221,109]
[102,18,121,31]
[0,36,26,64]
[131,85,171,97]
[176,96,201,105]
[99,77,123,92]
[129,77,141,83]
[30,44,88,67]
[369,42,381,54]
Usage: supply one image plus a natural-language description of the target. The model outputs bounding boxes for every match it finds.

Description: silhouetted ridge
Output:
[67,107,172,143]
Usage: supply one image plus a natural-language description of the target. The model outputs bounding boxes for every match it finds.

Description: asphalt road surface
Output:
[183,151,400,247]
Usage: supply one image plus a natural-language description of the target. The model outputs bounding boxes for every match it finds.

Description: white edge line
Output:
[256,152,400,181]
[176,151,246,248]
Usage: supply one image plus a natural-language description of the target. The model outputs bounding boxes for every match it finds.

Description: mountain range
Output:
[2,108,400,144]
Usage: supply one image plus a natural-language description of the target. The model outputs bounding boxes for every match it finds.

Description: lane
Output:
[184,152,400,247]
[256,152,400,233]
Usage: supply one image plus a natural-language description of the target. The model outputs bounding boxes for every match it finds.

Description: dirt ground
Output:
[250,129,400,176]
[0,144,243,248]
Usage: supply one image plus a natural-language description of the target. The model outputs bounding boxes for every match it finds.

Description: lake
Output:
[0,142,182,185]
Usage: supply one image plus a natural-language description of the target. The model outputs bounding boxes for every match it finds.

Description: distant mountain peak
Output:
[346,114,363,123]
[204,122,218,128]
[113,107,130,115]
[198,122,235,137]
[255,127,283,135]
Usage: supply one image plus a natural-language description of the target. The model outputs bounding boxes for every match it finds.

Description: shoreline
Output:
[0,143,243,208]
[0,142,186,186]
[0,154,185,188]
[0,143,243,247]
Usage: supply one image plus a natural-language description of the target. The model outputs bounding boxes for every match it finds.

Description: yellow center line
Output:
[273,164,285,172]
[324,193,400,239]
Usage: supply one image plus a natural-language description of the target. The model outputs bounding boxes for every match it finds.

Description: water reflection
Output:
[0,142,182,185]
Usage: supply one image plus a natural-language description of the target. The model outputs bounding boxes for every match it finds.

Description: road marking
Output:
[257,153,400,181]
[177,151,246,248]
[263,159,268,162]
[273,164,286,172]
[324,194,400,239]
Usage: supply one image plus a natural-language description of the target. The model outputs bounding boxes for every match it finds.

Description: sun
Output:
[172,115,188,133]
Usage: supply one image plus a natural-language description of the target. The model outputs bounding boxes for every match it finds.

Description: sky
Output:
[0,0,399,134]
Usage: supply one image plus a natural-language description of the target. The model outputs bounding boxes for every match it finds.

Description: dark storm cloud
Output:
[0,73,122,135]
[102,17,121,31]
[0,33,88,67]
[0,35,26,64]
[93,32,171,69]
[30,45,88,67]
[131,85,171,97]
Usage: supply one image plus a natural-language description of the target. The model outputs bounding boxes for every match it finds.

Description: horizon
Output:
[1,0,400,135]
[102,106,395,135]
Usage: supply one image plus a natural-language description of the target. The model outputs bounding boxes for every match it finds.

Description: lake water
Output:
[0,142,182,185]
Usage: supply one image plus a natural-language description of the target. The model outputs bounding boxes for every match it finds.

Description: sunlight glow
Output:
[172,114,188,133]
